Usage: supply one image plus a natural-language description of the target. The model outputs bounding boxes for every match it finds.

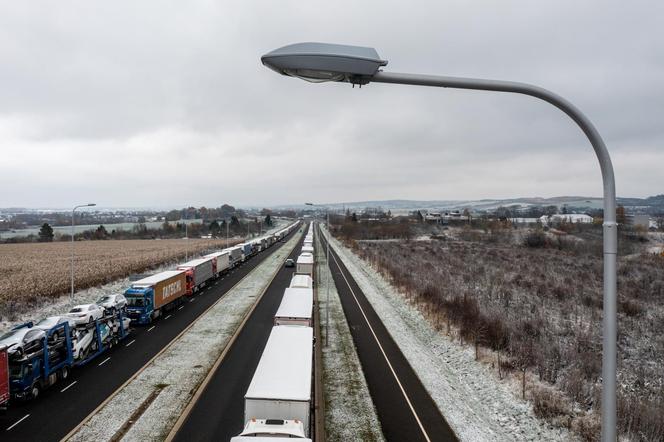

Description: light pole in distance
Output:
[71,203,96,303]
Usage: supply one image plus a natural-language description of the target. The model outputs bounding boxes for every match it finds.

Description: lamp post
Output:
[71,203,96,303]
[183,216,189,261]
[265,43,617,441]
[306,202,331,347]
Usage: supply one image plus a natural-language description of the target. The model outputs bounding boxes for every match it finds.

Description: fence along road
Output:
[318,224,457,442]
[0,227,299,442]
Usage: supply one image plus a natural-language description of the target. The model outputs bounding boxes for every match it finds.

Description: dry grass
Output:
[0,238,240,315]
[349,234,664,442]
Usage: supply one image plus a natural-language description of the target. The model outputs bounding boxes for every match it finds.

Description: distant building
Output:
[539,214,593,226]
[625,214,651,229]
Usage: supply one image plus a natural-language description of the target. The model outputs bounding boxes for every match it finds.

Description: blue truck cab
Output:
[125,286,154,325]
[9,322,73,400]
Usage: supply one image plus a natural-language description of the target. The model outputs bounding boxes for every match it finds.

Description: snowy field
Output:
[315,230,384,442]
[321,227,576,442]
[67,229,301,441]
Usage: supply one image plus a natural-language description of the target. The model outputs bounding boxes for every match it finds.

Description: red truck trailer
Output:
[0,345,9,410]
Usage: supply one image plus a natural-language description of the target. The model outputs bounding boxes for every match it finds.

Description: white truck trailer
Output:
[205,251,231,277]
[274,288,314,327]
[290,274,313,289]
[244,326,313,436]
[301,244,314,255]
[176,257,215,294]
[225,246,244,266]
[296,253,314,277]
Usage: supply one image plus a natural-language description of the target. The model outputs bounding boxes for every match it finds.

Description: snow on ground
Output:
[321,227,577,442]
[68,229,301,442]
[315,230,384,442]
[0,221,288,335]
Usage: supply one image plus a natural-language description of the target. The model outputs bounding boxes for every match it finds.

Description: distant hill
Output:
[275,195,664,214]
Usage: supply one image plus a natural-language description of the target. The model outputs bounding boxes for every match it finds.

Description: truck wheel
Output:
[31,384,40,399]
[61,366,70,380]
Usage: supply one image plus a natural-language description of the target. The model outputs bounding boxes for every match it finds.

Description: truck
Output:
[274,288,314,327]
[226,246,244,266]
[238,243,254,259]
[244,326,313,436]
[125,270,187,324]
[289,274,313,289]
[0,345,8,410]
[205,251,231,277]
[251,238,267,253]
[231,419,311,441]
[296,253,314,277]
[301,244,314,255]
[177,257,215,294]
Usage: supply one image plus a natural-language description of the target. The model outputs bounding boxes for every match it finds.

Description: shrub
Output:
[531,386,572,421]
[524,230,547,248]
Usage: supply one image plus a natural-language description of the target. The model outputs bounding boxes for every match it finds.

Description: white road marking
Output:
[165,315,172,320]
[60,381,77,393]
[328,240,432,442]
[6,414,30,431]
[125,339,136,347]
[147,326,156,332]
[98,357,111,367]
[190,298,196,302]
[178,306,184,310]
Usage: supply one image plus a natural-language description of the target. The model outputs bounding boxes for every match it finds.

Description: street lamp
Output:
[71,203,96,303]
[306,202,331,347]
[265,42,618,441]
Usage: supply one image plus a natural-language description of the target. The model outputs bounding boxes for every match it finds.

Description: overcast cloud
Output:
[0,0,662,208]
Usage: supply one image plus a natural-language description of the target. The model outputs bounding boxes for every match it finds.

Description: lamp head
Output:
[262,42,387,85]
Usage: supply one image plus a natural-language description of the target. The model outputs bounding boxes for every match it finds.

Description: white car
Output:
[72,328,95,360]
[96,294,127,313]
[67,304,104,325]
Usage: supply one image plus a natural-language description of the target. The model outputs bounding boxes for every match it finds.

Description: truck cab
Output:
[182,269,195,295]
[125,287,154,324]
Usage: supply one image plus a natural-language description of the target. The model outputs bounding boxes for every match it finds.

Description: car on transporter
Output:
[96,294,127,313]
[66,304,104,325]
[0,326,46,357]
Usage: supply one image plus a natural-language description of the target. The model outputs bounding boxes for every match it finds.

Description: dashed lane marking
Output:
[6,415,30,431]
[60,381,77,393]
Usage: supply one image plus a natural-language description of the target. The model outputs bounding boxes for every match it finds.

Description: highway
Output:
[0,227,298,442]
[170,232,307,442]
[318,225,457,442]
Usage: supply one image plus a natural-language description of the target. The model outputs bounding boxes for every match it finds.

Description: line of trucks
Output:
[0,221,300,411]
[233,222,316,441]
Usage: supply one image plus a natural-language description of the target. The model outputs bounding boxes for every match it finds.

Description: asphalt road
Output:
[318,226,457,442]
[0,226,298,442]
[171,232,307,442]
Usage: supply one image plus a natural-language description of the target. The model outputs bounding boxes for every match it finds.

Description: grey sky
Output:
[0,0,662,208]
